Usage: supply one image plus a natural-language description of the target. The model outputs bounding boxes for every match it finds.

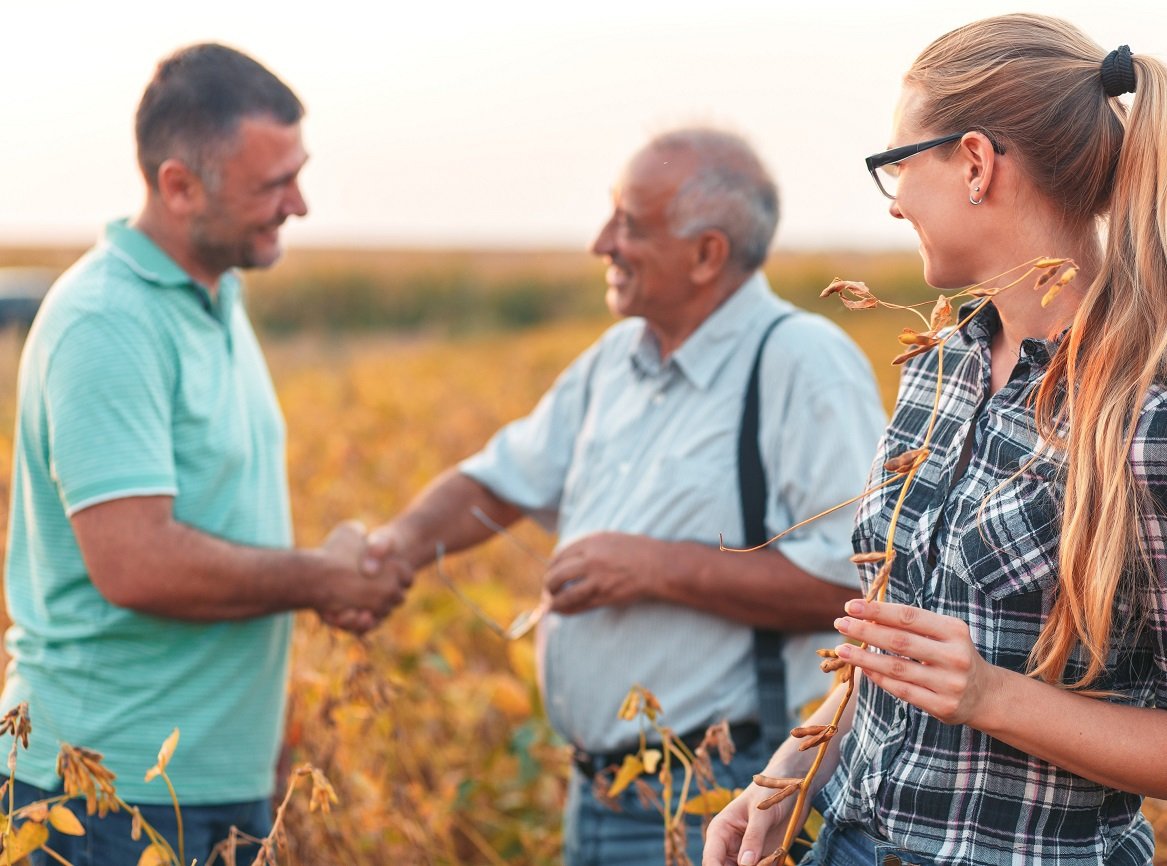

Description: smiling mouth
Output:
[605,262,631,287]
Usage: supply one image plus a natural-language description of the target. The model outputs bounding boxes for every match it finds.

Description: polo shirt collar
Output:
[630,271,773,390]
[103,218,239,319]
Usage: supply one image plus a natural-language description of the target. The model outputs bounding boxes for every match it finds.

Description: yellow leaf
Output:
[48,804,85,836]
[3,820,49,861]
[641,748,662,775]
[488,675,531,719]
[682,787,738,815]
[606,754,644,797]
[144,728,180,783]
[137,842,170,866]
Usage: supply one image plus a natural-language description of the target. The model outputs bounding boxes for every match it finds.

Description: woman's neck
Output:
[982,226,1102,392]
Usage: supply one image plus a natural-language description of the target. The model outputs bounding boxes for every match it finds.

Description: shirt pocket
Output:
[947,447,1061,602]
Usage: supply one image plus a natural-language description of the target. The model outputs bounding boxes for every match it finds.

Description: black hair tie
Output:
[1101,45,1136,97]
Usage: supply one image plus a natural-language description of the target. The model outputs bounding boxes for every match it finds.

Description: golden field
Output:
[0,245,1163,864]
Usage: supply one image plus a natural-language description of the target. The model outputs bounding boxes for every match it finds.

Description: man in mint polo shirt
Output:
[1,44,411,865]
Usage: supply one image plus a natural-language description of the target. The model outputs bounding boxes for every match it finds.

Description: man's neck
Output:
[131,207,222,297]
[650,270,752,360]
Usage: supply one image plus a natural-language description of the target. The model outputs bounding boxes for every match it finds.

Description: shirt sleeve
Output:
[1131,390,1167,708]
[459,338,603,526]
[761,315,887,588]
[44,313,178,515]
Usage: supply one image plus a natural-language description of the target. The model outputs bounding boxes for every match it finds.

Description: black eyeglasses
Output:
[865,132,1006,199]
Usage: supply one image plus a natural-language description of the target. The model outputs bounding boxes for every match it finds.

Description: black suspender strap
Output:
[738,311,796,753]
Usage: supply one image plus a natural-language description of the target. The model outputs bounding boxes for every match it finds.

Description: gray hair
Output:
[648,128,779,273]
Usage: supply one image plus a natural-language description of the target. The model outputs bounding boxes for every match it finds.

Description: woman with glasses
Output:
[705,13,1167,866]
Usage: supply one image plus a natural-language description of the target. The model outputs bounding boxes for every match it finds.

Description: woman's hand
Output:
[702,778,811,866]
[832,598,1003,726]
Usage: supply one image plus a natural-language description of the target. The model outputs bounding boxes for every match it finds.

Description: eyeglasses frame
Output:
[865,131,1006,200]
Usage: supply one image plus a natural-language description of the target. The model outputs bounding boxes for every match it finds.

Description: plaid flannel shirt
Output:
[821,302,1167,865]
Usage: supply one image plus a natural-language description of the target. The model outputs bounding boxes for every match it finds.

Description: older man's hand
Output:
[317,520,414,634]
[544,531,661,614]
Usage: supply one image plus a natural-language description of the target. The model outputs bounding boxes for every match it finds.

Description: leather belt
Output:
[571,721,761,778]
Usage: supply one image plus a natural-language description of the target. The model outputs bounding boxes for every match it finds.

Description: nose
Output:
[283,180,309,219]
[590,215,616,258]
[888,198,905,220]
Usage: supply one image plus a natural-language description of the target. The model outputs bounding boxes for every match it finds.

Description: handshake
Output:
[313,520,415,635]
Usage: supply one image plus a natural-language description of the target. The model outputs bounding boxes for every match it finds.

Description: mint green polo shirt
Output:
[1,219,294,804]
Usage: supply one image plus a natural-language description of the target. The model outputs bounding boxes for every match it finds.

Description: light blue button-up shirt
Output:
[461,272,885,752]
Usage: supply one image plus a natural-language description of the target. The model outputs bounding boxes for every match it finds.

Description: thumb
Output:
[361,526,395,575]
[737,813,776,866]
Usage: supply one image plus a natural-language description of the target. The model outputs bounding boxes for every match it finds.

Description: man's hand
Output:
[544,532,660,615]
[317,520,413,634]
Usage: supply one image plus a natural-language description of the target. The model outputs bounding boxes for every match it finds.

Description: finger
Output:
[361,526,394,575]
[700,824,737,866]
[835,643,953,708]
[391,557,416,588]
[842,599,950,638]
[548,576,591,614]
[834,616,936,663]
[544,557,583,595]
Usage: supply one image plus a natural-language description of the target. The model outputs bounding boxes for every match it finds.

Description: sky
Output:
[2,0,1162,252]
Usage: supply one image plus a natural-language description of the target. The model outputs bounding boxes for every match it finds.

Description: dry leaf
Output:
[681,787,737,815]
[929,294,952,331]
[21,801,49,823]
[144,728,180,783]
[48,804,85,836]
[0,703,31,750]
[136,842,170,866]
[849,551,886,564]
[883,448,928,475]
[641,748,662,775]
[607,754,645,798]
[967,286,1000,297]
[616,688,641,721]
[796,724,838,752]
[821,278,879,310]
[1034,257,1069,268]
[897,328,939,347]
[821,657,848,673]
[309,768,339,814]
[3,820,50,861]
[892,344,936,365]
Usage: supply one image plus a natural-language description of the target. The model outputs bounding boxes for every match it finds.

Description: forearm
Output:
[653,541,855,630]
[73,497,406,625]
[116,523,332,619]
[761,678,855,790]
[974,666,1167,797]
[377,468,523,570]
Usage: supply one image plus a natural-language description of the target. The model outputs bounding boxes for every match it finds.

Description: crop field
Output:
[0,245,1162,864]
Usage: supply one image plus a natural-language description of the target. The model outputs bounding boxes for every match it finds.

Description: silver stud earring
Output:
[969,185,983,206]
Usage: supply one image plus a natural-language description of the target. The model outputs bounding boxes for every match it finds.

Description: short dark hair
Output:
[135,42,304,189]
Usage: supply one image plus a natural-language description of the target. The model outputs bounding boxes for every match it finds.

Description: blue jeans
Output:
[564,734,771,866]
[801,818,936,866]
[6,777,272,866]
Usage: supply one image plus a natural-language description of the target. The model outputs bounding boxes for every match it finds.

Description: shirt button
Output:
[619,462,631,474]
[652,393,666,406]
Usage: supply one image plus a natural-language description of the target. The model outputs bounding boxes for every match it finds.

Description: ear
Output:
[689,229,732,286]
[155,158,206,216]
[958,132,999,204]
